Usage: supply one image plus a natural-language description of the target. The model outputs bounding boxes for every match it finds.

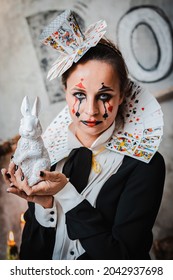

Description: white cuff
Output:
[54,182,84,213]
[35,201,57,228]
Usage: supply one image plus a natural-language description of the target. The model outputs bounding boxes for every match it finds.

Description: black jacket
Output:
[19,152,165,260]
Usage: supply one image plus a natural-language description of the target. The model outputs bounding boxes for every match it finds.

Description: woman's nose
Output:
[85,98,99,116]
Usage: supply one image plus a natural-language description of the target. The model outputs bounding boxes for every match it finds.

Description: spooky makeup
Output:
[81,120,102,127]
[72,97,78,115]
[75,78,86,90]
[72,80,114,120]
[98,83,114,119]
[72,79,86,117]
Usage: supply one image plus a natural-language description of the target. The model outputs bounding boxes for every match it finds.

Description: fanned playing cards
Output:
[106,81,163,163]
[39,10,107,80]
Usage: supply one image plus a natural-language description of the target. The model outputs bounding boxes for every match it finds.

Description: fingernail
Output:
[15,165,18,171]
[40,171,45,177]
[21,175,24,181]
[6,173,11,179]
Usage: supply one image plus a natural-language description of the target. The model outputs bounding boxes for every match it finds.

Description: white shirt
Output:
[35,122,124,259]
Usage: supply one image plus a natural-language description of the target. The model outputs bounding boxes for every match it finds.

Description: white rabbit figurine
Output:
[12,96,51,187]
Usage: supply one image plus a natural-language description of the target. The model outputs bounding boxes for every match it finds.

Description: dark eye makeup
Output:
[72,92,86,100]
[96,93,112,102]
[73,92,113,102]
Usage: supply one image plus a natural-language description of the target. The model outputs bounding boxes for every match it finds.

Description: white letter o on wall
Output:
[117,7,173,82]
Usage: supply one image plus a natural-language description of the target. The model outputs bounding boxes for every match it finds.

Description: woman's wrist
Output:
[40,196,54,209]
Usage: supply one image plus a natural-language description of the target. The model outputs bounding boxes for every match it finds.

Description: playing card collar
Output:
[43,81,164,164]
[106,81,164,163]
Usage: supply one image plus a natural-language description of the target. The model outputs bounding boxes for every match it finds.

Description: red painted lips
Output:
[81,120,102,127]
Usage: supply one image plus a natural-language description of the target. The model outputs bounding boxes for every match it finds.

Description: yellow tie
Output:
[92,147,105,173]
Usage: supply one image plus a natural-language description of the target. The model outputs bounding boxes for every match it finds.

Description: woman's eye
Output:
[73,92,86,100]
[98,94,112,101]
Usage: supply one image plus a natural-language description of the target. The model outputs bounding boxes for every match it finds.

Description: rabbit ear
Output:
[21,96,31,116]
[31,96,41,117]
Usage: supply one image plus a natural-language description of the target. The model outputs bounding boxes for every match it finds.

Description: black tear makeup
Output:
[103,102,108,119]
[75,98,82,118]
[99,82,114,119]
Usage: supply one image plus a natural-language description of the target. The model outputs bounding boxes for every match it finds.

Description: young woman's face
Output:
[65,60,123,144]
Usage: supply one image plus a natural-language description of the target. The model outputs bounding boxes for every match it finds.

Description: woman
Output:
[1,10,165,260]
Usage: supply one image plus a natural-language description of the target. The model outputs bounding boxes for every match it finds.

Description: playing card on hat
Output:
[39,9,107,80]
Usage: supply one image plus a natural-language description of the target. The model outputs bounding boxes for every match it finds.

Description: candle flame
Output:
[20,213,25,224]
[7,231,16,246]
[9,231,14,241]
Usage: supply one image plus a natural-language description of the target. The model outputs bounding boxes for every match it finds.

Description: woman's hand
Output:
[1,161,68,208]
[1,166,53,208]
[28,170,69,196]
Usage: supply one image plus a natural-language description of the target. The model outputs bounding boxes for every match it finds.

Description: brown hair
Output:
[62,37,131,128]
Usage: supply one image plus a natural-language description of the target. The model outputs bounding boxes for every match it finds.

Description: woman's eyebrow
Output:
[98,84,114,92]
[71,87,86,92]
